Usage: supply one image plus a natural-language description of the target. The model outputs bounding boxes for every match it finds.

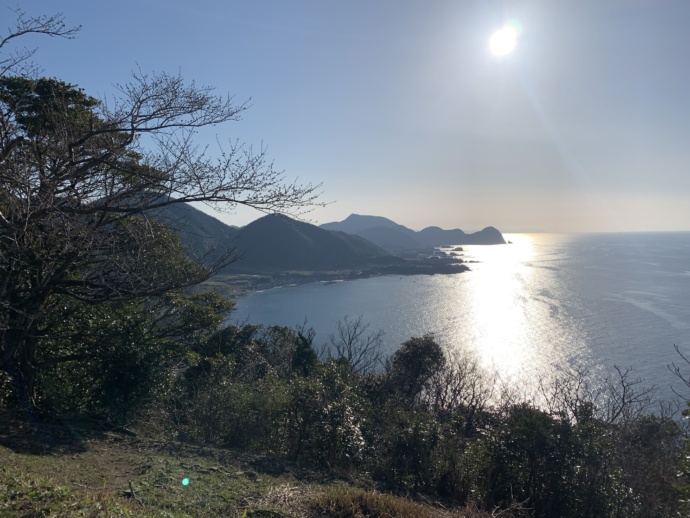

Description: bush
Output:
[612,415,684,517]
[38,301,186,424]
[386,335,445,405]
[285,360,368,467]
[170,327,689,517]
[180,375,290,450]
[486,404,580,517]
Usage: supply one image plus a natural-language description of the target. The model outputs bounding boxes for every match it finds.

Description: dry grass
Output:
[0,413,494,517]
[307,486,493,518]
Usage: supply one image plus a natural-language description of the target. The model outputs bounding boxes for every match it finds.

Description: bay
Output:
[231,232,690,404]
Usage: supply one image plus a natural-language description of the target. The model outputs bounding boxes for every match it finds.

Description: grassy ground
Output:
[0,414,489,517]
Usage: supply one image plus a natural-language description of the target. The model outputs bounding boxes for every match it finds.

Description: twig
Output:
[128,480,144,507]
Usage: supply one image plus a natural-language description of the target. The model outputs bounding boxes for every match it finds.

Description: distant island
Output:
[152,205,506,294]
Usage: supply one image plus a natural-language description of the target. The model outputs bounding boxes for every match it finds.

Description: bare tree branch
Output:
[328,315,385,375]
[0,8,80,76]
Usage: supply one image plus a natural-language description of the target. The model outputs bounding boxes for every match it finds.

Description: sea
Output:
[231,232,690,406]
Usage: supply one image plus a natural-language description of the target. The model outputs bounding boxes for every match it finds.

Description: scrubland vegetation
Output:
[3,300,690,517]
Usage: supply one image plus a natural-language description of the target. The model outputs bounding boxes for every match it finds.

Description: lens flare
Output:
[182,478,190,486]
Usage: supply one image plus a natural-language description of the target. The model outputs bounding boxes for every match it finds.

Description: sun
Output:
[489,25,519,57]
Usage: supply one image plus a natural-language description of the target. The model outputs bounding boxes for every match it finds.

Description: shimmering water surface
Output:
[233,233,690,402]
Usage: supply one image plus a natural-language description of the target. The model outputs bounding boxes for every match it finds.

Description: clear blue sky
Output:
[5,0,690,232]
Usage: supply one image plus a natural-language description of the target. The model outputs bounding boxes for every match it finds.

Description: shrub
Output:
[180,375,290,450]
[285,360,368,467]
[486,404,579,517]
[38,301,185,424]
[386,335,445,406]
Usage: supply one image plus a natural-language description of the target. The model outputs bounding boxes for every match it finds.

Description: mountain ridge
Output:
[148,205,499,287]
[320,214,506,250]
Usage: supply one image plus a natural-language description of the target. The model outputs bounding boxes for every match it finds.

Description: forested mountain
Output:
[152,204,395,273]
[320,214,506,250]
[152,205,505,272]
[150,203,240,265]
[224,214,395,272]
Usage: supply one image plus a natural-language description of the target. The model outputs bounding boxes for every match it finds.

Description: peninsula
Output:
[152,204,505,295]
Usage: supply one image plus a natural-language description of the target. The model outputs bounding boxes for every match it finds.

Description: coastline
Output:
[203,256,470,299]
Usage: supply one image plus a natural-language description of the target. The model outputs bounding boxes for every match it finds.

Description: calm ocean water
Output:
[232,233,690,404]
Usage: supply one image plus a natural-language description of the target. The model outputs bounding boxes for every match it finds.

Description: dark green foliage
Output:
[0,76,98,138]
[677,405,690,516]
[430,419,488,502]
[370,406,441,490]
[180,374,291,449]
[613,415,684,517]
[386,334,445,405]
[486,405,580,517]
[36,292,231,424]
[285,360,367,466]
[173,323,368,467]
[185,323,304,386]
[172,322,300,448]
[291,331,318,377]
[168,329,688,517]
[38,302,174,424]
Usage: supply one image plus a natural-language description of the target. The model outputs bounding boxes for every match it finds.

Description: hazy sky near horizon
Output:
[6,0,690,232]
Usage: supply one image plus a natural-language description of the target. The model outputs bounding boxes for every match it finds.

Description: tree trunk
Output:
[1,317,39,411]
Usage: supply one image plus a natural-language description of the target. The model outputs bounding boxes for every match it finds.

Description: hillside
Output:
[149,206,471,287]
[149,202,240,266]
[0,417,472,518]
[223,214,396,273]
[149,204,397,274]
[320,214,506,251]
[321,214,414,235]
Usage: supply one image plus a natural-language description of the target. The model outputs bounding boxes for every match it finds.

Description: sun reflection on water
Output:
[439,233,591,396]
[455,235,539,380]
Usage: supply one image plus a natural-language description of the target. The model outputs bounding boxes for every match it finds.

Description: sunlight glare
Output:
[453,234,537,381]
[489,23,520,57]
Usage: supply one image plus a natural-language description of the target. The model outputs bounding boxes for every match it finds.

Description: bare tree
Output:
[601,365,656,424]
[538,366,599,423]
[0,7,80,76]
[539,365,655,424]
[668,344,690,400]
[426,348,495,431]
[0,13,320,409]
[328,315,384,375]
